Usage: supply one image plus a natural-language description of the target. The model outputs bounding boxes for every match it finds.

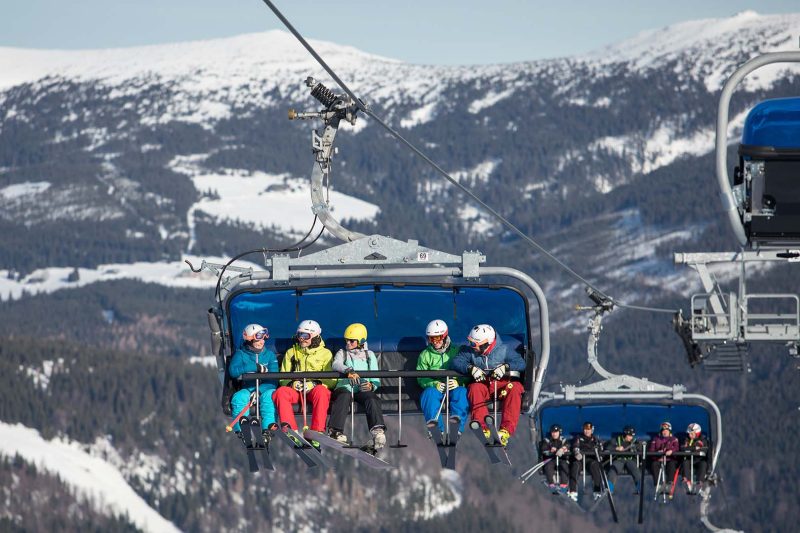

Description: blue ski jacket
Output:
[229,344,279,391]
[451,335,525,375]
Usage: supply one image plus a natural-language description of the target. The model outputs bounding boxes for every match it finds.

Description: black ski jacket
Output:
[606,435,640,461]
[540,436,569,458]
[681,435,710,456]
[572,434,603,457]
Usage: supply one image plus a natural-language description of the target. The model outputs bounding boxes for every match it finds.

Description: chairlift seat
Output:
[738,97,800,246]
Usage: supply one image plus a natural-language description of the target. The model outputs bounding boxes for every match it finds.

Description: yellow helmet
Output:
[343,323,367,345]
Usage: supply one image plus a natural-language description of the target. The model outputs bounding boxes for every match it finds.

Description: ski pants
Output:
[650,458,678,487]
[231,383,276,432]
[681,457,708,484]
[328,388,386,434]
[543,456,569,485]
[608,458,641,486]
[569,456,603,492]
[273,384,331,432]
[467,379,524,435]
[420,385,468,433]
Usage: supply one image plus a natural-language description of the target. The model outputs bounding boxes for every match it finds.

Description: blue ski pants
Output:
[231,384,277,431]
[420,385,468,432]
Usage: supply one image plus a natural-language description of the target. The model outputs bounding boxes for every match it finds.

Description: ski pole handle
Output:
[225,399,254,432]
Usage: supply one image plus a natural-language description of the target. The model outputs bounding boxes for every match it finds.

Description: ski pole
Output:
[433,388,448,422]
[226,396,254,432]
[350,385,355,445]
[555,455,560,485]
[669,462,680,499]
[302,377,308,430]
[255,352,261,430]
[444,377,450,444]
[638,442,646,524]
[596,447,618,522]
[492,379,498,428]
[519,458,550,483]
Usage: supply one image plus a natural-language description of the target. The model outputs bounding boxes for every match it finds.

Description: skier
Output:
[328,323,387,455]
[228,324,279,444]
[540,424,570,491]
[568,421,604,502]
[416,319,468,435]
[606,425,642,494]
[451,324,526,446]
[648,421,680,496]
[680,422,710,494]
[273,319,335,447]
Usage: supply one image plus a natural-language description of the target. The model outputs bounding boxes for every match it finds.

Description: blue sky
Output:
[2,0,798,64]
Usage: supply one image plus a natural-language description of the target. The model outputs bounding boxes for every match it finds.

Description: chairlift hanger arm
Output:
[260,0,679,316]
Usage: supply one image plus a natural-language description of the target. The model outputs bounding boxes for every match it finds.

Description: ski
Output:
[304,430,393,470]
[238,417,259,473]
[249,419,275,471]
[469,420,502,464]
[275,426,321,468]
[444,417,461,470]
[483,416,512,466]
[286,427,335,469]
[427,424,451,468]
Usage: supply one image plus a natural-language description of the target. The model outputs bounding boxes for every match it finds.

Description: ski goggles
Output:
[345,338,360,345]
[660,422,672,431]
[296,332,313,341]
[467,338,488,350]
[427,334,445,344]
[253,329,269,340]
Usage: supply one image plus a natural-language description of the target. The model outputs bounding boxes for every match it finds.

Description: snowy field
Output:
[0,255,249,301]
[0,422,180,533]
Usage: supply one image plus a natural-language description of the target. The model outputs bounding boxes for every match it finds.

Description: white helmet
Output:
[467,324,496,347]
[296,319,322,339]
[687,423,702,434]
[425,319,448,339]
[243,323,268,341]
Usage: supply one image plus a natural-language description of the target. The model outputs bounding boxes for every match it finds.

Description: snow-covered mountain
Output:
[2,12,800,532]
[1,11,798,307]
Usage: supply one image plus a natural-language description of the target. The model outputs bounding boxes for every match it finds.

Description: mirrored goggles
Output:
[253,329,269,340]
[345,338,360,345]
[467,338,489,351]
[296,332,313,341]
[427,334,445,344]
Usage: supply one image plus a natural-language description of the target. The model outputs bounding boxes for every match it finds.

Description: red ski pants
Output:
[467,379,524,435]
[273,384,331,431]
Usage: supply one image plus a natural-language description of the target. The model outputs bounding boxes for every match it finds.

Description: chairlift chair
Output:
[674,52,800,367]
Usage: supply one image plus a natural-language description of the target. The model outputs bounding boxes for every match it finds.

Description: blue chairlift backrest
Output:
[226,284,531,412]
[741,97,800,151]
[540,403,713,445]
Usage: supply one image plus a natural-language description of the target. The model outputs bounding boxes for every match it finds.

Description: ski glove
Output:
[291,380,315,393]
[256,363,268,373]
[359,381,373,392]
[446,377,458,391]
[436,381,447,393]
[574,451,583,461]
[469,365,487,382]
[346,371,360,387]
[491,363,509,380]
[556,448,565,458]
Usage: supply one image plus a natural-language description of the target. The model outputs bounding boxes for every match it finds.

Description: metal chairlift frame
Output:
[200,77,552,438]
[675,52,800,362]
[530,299,733,531]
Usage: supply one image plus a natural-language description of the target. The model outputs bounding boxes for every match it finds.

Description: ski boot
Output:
[328,429,348,444]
